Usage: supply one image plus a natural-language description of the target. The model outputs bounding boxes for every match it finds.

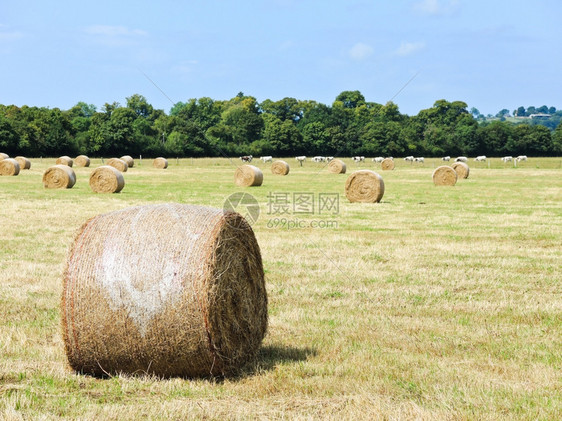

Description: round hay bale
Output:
[43,165,76,189]
[62,203,268,378]
[75,155,91,167]
[107,158,129,173]
[235,165,263,187]
[0,152,9,161]
[432,166,457,186]
[153,157,168,169]
[345,170,385,203]
[271,160,290,176]
[381,158,395,171]
[451,161,470,179]
[120,155,134,168]
[89,166,125,193]
[15,156,31,170]
[0,158,20,176]
[56,156,74,167]
[327,159,346,174]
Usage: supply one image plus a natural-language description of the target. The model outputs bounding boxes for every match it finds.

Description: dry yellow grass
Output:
[0,158,561,420]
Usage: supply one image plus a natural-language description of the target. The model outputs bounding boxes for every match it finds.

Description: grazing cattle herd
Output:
[236,154,531,166]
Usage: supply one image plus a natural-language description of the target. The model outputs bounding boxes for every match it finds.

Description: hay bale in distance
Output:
[0,152,9,161]
[381,158,395,171]
[56,156,74,167]
[75,155,91,167]
[89,165,125,193]
[271,160,290,176]
[327,159,346,174]
[120,155,134,168]
[432,166,457,186]
[62,203,268,377]
[0,158,20,176]
[107,158,129,173]
[451,162,470,179]
[235,165,263,187]
[345,170,385,203]
[43,165,76,189]
[15,156,31,170]
[153,157,168,169]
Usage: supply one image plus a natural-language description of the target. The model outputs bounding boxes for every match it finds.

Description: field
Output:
[1,157,561,420]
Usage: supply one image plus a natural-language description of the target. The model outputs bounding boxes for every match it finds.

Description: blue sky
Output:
[1,0,560,116]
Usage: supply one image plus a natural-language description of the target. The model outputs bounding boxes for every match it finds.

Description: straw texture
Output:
[15,156,31,170]
[451,162,470,179]
[75,155,91,167]
[0,152,8,160]
[120,155,134,168]
[153,157,168,169]
[0,158,20,176]
[345,170,385,203]
[271,160,290,176]
[56,156,74,167]
[327,159,346,174]
[235,165,263,186]
[43,165,76,189]
[61,203,268,378]
[381,158,395,171]
[107,158,129,173]
[89,166,125,193]
[432,166,458,186]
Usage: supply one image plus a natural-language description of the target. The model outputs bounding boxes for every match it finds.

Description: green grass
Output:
[1,156,561,420]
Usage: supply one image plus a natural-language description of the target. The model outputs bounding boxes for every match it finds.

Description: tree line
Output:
[1,91,561,158]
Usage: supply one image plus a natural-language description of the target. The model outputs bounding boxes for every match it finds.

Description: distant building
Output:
[529,113,551,119]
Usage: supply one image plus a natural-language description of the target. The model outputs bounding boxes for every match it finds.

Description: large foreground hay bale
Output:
[0,152,9,160]
[75,155,90,167]
[235,165,263,187]
[89,166,125,193]
[271,160,290,175]
[62,203,268,377]
[451,161,470,179]
[432,166,457,186]
[327,159,346,174]
[120,155,134,168]
[107,158,129,173]
[15,156,31,170]
[345,170,385,203]
[43,165,76,189]
[153,157,168,169]
[56,156,74,167]
[0,158,20,176]
[381,158,395,171]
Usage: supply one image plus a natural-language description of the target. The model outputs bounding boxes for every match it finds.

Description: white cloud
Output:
[395,41,426,56]
[83,25,147,47]
[0,24,24,42]
[413,0,459,16]
[349,42,374,60]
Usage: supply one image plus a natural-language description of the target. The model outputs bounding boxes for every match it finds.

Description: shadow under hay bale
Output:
[153,157,168,169]
[107,158,129,173]
[451,162,470,179]
[43,165,76,189]
[62,203,268,378]
[271,160,290,176]
[327,159,346,174]
[89,166,125,193]
[0,158,20,176]
[345,170,385,203]
[381,158,395,171]
[56,156,74,167]
[75,155,91,167]
[432,166,457,186]
[120,155,134,168]
[235,165,263,186]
